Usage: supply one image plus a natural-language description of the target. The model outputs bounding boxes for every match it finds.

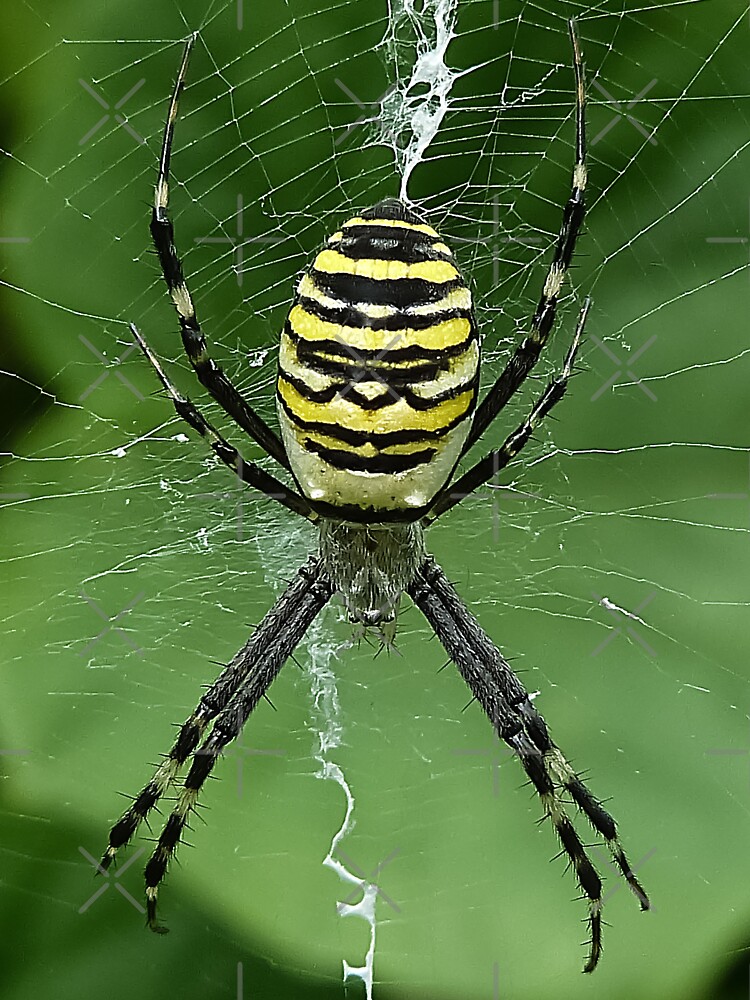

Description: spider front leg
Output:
[408,557,650,973]
[465,18,587,453]
[150,36,289,469]
[130,324,315,521]
[425,297,588,523]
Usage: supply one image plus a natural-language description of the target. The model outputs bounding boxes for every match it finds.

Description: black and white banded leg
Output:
[130,324,314,521]
[465,19,587,453]
[149,35,289,469]
[426,298,588,523]
[100,557,334,933]
[408,557,649,974]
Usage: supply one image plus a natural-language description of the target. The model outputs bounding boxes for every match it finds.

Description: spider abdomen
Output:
[276,198,479,521]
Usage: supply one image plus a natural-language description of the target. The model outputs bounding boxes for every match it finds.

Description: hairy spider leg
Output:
[408,557,649,973]
[150,34,291,469]
[463,19,587,454]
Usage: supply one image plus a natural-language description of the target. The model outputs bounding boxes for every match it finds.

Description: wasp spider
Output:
[101,23,649,972]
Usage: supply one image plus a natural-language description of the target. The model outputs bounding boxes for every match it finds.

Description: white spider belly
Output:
[276,200,479,520]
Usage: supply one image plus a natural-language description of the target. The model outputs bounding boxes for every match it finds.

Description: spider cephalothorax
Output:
[102,22,649,973]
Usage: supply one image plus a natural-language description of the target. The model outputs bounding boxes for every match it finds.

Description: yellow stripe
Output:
[343,216,439,238]
[288,304,472,353]
[298,433,442,458]
[313,249,459,283]
[277,378,474,434]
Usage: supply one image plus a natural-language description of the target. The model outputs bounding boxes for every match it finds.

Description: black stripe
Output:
[310,269,464,308]
[278,365,478,413]
[305,439,436,474]
[296,293,474,333]
[305,496,429,524]
[277,392,471,446]
[330,228,450,264]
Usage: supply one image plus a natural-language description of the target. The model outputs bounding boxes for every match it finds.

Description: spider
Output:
[100,22,649,972]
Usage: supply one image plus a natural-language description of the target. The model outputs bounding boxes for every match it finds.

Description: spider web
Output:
[1,1,750,998]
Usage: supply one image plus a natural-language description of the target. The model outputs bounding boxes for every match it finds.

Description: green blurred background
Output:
[2,1,749,998]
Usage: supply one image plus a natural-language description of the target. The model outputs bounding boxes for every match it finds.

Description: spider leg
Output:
[424,297,588,523]
[150,36,290,470]
[142,558,333,932]
[408,556,649,974]
[464,19,586,454]
[130,324,315,521]
[517,697,650,910]
[101,557,331,878]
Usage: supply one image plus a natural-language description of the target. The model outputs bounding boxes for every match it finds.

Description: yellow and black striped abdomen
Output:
[276,199,479,521]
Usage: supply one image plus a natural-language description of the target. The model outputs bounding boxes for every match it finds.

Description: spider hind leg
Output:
[408,557,649,973]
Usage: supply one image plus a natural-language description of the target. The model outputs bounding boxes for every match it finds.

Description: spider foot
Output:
[582,900,603,974]
[146,888,170,935]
